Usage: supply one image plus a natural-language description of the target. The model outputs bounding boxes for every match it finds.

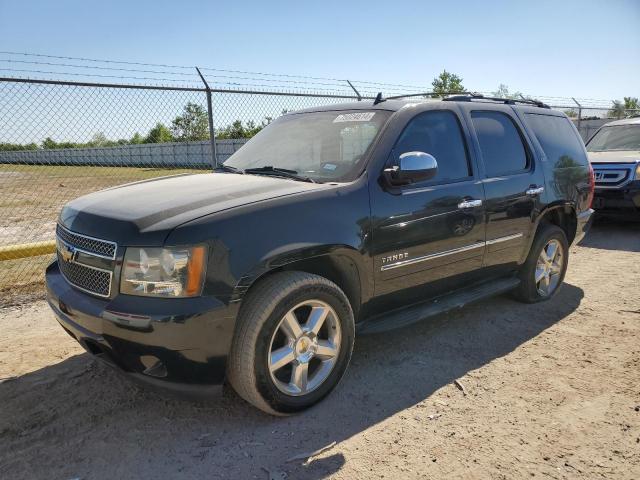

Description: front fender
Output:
[165,177,373,306]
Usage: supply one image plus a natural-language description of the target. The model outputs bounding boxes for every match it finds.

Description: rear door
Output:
[460,105,545,270]
[370,106,486,304]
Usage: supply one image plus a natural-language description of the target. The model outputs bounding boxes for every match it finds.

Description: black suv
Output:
[46,95,594,414]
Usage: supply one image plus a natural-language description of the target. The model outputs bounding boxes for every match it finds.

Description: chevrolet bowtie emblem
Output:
[58,240,77,263]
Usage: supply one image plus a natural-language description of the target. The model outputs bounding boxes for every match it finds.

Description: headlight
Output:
[121,246,207,298]
[635,162,640,180]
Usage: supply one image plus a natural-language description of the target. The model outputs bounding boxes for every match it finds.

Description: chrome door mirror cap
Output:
[384,151,438,186]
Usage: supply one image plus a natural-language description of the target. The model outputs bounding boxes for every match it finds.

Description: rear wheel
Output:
[227,271,355,415]
[514,224,569,303]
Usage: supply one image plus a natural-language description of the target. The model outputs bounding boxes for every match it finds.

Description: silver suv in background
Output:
[586,118,640,220]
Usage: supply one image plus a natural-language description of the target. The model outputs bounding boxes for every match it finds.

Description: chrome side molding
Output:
[381,242,484,271]
[380,232,524,271]
[485,232,523,245]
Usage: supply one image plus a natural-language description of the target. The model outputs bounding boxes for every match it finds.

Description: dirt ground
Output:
[0,220,638,480]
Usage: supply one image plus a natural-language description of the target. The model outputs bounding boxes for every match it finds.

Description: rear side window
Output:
[393,110,471,183]
[471,111,529,176]
[526,114,588,167]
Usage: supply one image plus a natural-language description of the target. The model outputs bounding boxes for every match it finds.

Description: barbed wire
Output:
[0,51,632,106]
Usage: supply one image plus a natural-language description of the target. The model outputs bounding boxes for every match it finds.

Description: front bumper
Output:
[46,261,239,394]
[593,180,640,219]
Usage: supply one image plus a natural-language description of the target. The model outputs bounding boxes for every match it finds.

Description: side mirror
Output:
[383,151,438,186]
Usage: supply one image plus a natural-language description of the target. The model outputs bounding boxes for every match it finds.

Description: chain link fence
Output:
[0,74,638,305]
[0,77,366,304]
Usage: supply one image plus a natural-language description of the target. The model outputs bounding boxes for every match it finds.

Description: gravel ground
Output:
[0,220,639,480]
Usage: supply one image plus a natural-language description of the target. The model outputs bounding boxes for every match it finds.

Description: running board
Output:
[358,277,521,335]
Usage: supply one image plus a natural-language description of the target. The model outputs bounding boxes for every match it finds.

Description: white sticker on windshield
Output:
[323,163,337,171]
[333,112,375,123]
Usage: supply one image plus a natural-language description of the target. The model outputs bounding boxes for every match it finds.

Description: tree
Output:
[88,132,111,147]
[609,100,626,119]
[609,97,639,119]
[431,70,465,97]
[624,97,639,111]
[41,137,78,149]
[130,132,144,144]
[216,117,272,139]
[42,137,58,149]
[0,142,38,151]
[171,103,210,141]
[492,84,523,100]
[564,109,578,118]
[144,123,173,144]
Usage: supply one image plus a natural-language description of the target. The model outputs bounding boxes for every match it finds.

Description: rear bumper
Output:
[593,181,640,219]
[46,261,239,395]
[573,208,594,245]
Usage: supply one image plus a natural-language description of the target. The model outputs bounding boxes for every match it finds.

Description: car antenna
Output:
[373,92,385,105]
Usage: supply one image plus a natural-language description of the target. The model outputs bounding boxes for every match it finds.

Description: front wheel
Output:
[227,271,355,415]
[514,223,569,303]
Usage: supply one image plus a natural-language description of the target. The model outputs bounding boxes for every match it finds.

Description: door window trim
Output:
[385,109,474,189]
[470,109,534,178]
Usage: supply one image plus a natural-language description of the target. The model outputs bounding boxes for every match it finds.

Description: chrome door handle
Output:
[525,186,544,196]
[458,199,482,209]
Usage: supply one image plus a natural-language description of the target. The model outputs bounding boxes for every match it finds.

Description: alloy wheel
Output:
[268,300,341,396]
[535,239,564,297]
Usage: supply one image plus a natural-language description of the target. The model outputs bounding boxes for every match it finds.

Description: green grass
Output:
[0,164,207,302]
[1,164,202,179]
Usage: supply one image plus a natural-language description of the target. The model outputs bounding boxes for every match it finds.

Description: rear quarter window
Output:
[525,114,588,168]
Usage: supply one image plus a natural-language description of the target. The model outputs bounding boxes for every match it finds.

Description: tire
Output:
[513,223,569,303]
[227,271,355,415]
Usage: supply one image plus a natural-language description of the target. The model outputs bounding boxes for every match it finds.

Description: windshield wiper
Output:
[244,166,317,183]
[214,164,244,174]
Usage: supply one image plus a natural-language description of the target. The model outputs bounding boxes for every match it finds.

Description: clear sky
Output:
[0,0,638,101]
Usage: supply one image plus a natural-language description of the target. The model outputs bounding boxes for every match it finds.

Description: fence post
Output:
[195,67,218,169]
[346,80,362,101]
[572,97,582,132]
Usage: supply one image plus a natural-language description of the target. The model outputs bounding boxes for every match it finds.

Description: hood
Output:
[588,150,640,164]
[59,173,323,246]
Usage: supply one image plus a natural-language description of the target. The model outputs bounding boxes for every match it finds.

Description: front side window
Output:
[471,111,529,176]
[225,110,391,183]
[392,110,471,184]
[586,125,640,152]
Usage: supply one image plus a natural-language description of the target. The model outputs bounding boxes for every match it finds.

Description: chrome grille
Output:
[592,163,637,189]
[56,224,116,298]
[593,169,628,185]
[57,251,112,297]
[56,224,117,259]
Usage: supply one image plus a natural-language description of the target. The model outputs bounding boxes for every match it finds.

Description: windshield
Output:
[224,110,391,182]
[586,125,640,152]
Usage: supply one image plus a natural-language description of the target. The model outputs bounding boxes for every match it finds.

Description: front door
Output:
[370,108,486,308]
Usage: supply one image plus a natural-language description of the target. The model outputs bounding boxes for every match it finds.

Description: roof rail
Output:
[442,93,550,109]
[385,91,550,109]
[386,91,478,100]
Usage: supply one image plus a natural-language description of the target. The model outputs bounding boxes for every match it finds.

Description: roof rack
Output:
[385,91,477,100]
[443,93,550,109]
[385,91,550,109]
